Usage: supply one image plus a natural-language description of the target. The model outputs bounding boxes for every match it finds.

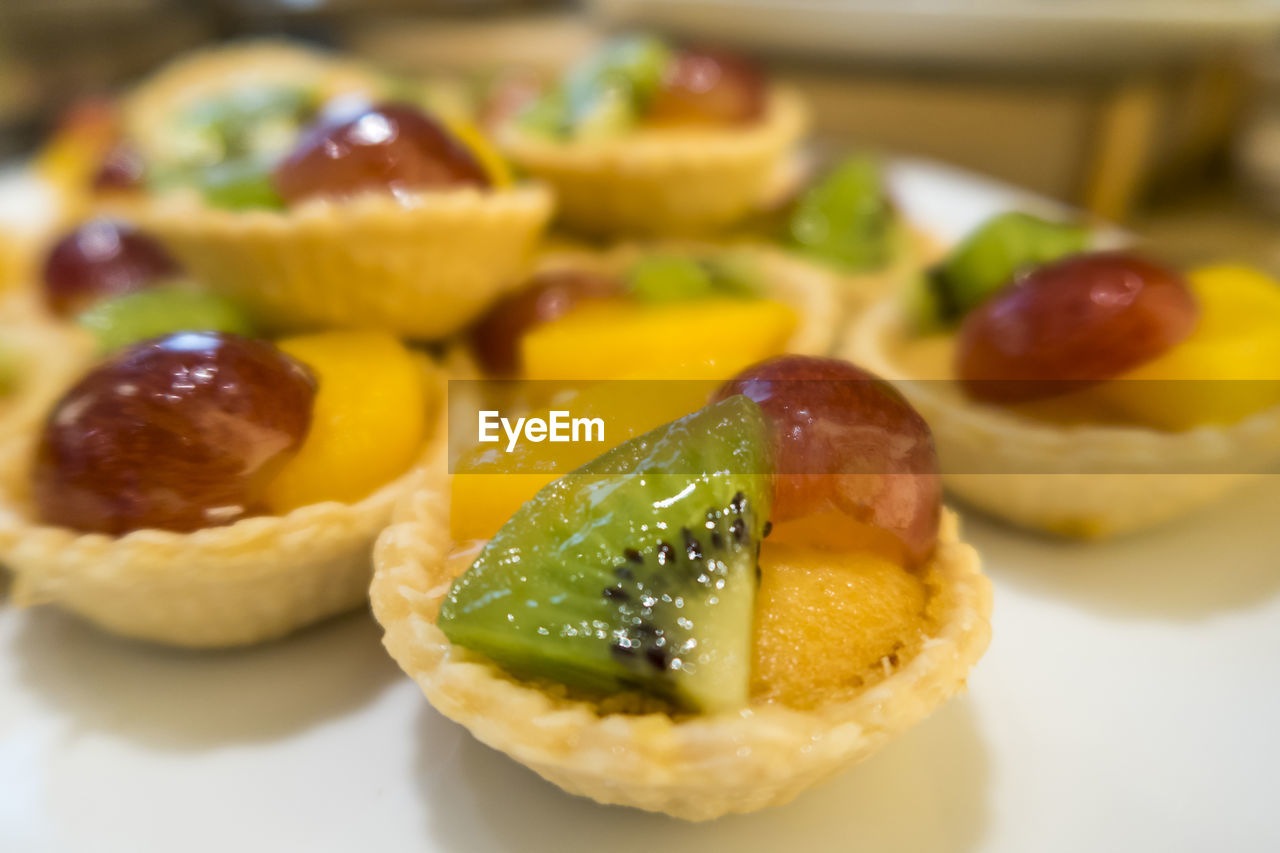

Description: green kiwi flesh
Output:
[788,154,900,273]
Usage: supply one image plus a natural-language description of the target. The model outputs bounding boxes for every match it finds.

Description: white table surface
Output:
[3,159,1278,853]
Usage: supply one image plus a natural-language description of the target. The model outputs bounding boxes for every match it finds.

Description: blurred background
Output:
[3,0,1280,270]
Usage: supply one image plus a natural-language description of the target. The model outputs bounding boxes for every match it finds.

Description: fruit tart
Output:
[0,322,447,646]
[847,212,1280,536]
[109,41,551,338]
[372,355,991,819]
[498,35,807,237]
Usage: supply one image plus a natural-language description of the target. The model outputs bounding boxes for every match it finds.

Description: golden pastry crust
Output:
[123,40,385,163]
[0,231,40,298]
[371,475,991,820]
[532,240,843,357]
[131,186,554,339]
[748,245,842,356]
[0,317,95,489]
[803,223,942,328]
[0,358,452,648]
[846,300,1280,537]
[0,285,60,329]
[501,89,808,237]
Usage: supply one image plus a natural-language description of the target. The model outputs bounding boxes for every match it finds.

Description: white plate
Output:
[589,0,1280,70]
[3,159,1279,852]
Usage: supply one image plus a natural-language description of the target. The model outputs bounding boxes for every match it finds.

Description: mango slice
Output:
[520,297,798,381]
[264,331,429,513]
[1102,264,1280,430]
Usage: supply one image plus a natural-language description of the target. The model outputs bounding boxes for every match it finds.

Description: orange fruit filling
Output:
[264,331,430,513]
[751,542,929,709]
[520,297,797,381]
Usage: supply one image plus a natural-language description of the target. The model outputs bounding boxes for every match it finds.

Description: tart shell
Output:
[846,299,1280,537]
[501,90,808,237]
[815,223,942,330]
[371,469,992,821]
[0,359,451,648]
[131,186,554,340]
[0,315,96,488]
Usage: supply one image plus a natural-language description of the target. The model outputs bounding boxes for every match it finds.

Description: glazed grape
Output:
[33,332,316,535]
[273,103,490,205]
[41,220,179,317]
[955,251,1198,403]
[646,48,766,126]
[715,356,941,566]
[470,269,623,375]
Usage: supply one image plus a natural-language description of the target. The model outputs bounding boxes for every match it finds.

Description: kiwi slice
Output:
[907,211,1090,332]
[626,253,762,303]
[77,285,256,353]
[788,154,899,272]
[439,395,773,713]
[153,85,314,209]
[177,85,317,159]
[522,35,673,139]
[197,156,286,210]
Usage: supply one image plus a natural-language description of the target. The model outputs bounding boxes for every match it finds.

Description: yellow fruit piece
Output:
[450,377,717,541]
[444,118,513,189]
[264,331,430,513]
[520,298,798,381]
[1102,264,1280,430]
[451,473,554,543]
[752,543,926,709]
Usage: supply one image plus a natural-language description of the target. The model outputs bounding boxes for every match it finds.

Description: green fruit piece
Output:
[568,35,672,112]
[77,286,256,353]
[910,211,1091,331]
[627,255,715,302]
[178,85,317,159]
[516,90,570,138]
[154,85,315,206]
[519,36,672,140]
[199,157,286,210]
[440,395,773,713]
[571,84,638,143]
[627,253,762,303]
[788,155,898,272]
[704,252,764,298]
